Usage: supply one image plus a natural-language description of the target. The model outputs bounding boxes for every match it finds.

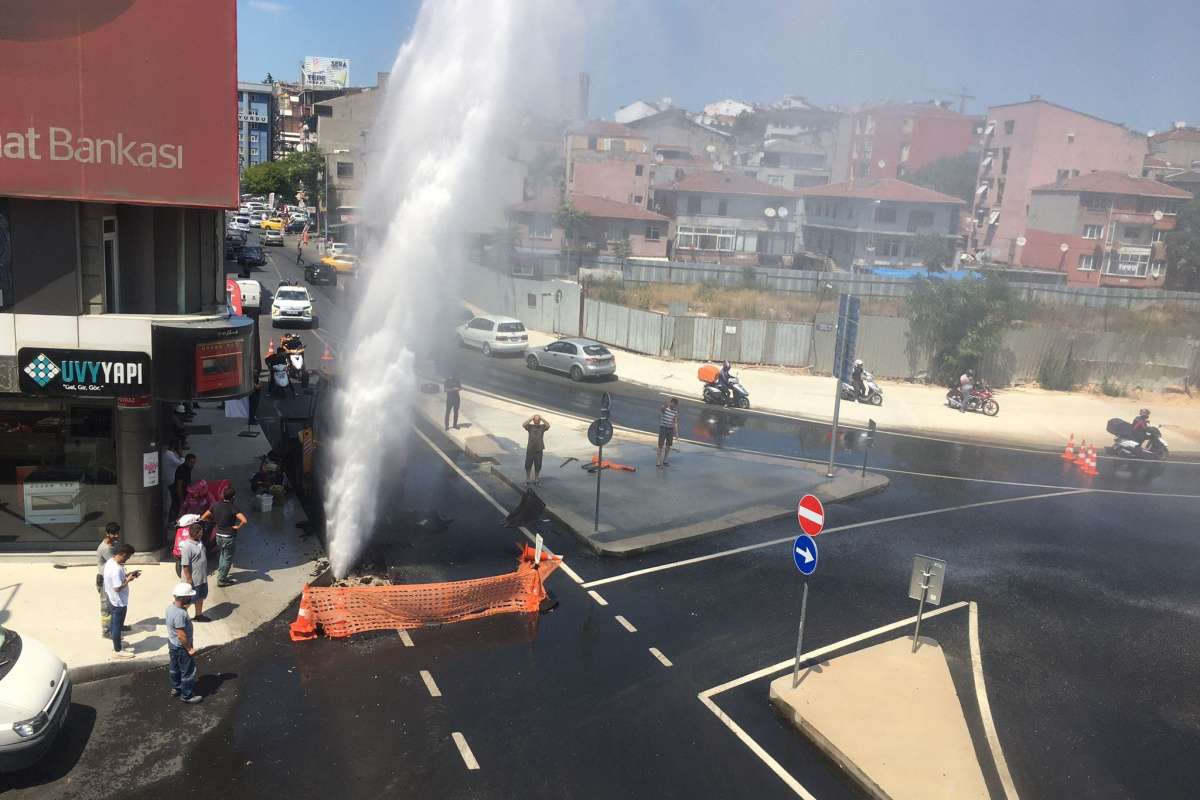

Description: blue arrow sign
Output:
[793,534,818,575]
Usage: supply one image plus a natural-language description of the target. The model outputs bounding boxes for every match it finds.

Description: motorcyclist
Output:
[851,359,866,399]
[717,360,734,403]
[1131,408,1151,445]
[958,369,975,412]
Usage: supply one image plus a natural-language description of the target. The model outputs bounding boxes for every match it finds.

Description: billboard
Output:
[301,56,351,89]
[0,1,238,209]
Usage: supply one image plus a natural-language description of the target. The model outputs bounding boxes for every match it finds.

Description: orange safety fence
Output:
[290,548,560,641]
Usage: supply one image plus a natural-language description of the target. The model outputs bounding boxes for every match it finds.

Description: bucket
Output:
[255,493,274,512]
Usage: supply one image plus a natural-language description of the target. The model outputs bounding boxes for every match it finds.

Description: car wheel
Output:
[570,365,584,382]
[482,342,492,357]
[526,354,540,371]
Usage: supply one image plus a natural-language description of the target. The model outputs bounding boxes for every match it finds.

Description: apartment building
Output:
[838,103,982,182]
[236,81,274,171]
[565,120,652,207]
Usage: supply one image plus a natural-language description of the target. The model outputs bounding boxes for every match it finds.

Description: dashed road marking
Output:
[649,647,673,667]
[615,615,637,633]
[419,670,442,698]
[451,732,480,770]
[587,590,608,606]
[398,629,414,647]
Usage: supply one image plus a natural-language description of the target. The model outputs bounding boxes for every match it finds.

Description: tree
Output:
[555,200,591,271]
[905,152,979,205]
[906,274,1024,384]
[279,150,325,204]
[611,235,632,267]
[240,160,289,198]
[909,233,956,272]
[1164,199,1200,291]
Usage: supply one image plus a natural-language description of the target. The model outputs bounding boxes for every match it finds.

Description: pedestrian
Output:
[165,583,204,704]
[169,452,197,528]
[96,522,121,636]
[657,398,679,468]
[522,414,551,486]
[444,372,462,430]
[266,346,289,398]
[179,521,211,622]
[202,486,248,587]
[103,543,141,659]
[295,239,303,265]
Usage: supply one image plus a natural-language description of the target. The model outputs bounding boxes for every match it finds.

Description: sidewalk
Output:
[0,407,323,683]
[417,387,887,555]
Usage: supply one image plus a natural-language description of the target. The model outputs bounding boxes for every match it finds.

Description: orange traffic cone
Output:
[1074,440,1089,468]
[321,343,334,363]
[264,337,275,358]
[1084,445,1099,476]
[1061,434,1075,461]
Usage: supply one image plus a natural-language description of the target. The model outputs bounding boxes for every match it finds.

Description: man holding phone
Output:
[102,543,141,658]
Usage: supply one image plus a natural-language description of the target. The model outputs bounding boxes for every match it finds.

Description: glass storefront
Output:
[0,398,119,547]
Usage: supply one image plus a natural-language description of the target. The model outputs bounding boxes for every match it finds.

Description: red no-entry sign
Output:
[797,494,825,536]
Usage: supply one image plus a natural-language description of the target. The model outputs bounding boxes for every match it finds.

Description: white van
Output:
[0,626,71,771]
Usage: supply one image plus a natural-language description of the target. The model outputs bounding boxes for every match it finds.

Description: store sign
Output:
[18,348,151,397]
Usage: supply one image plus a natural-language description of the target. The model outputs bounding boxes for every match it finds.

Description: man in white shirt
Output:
[103,544,141,658]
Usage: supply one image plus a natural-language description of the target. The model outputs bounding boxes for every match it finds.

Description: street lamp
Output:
[323,147,349,242]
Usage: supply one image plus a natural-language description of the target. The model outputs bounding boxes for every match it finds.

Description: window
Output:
[996,179,1006,206]
[874,205,897,223]
[907,210,935,232]
[1107,252,1150,277]
[609,139,626,153]
[687,196,702,214]
[635,164,644,176]
[1078,254,1095,271]
[899,144,911,163]
[1123,226,1142,241]
[675,225,736,251]
[767,175,784,186]
[1083,225,1103,239]
[102,216,119,313]
[1056,169,1070,183]
[1067,133,1075,144]
[633,195,643,205]
[1152,229,1165,243]
[1004,120,1015,135]
[875,237,901,257]
[529,216,553,239]
[469,318,494,331]
[1000,148,1011,175]
[645,226,661,241]
[336,161,354,179]
[527,293,537,308]
[1150,260,1165,278]
[587,136,597,150]
[497,322,525,332]
[717,199,728,216]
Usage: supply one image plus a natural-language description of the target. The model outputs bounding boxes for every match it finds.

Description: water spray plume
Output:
[324,0,581,579]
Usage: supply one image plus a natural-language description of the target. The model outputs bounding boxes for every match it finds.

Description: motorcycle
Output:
[250,450,289,494]
[946,382,999,416]
[1105,418,1169,461]
[840,371,883,406]
[702,376,751,409]
[281,333,309,387]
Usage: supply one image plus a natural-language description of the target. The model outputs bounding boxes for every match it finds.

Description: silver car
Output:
[526,338,616,381]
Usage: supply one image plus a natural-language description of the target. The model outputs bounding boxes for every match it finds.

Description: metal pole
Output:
[533,533,543,565]
[791,581,809,689]
[593,442,603,531]
[861,441,870,477]
[827,385,843,478]
[322,153,329,242]
[911,570,931,653]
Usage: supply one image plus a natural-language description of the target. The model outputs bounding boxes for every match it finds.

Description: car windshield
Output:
[277,289,307,301]
[583,344,609,356]
[497,322,525,332]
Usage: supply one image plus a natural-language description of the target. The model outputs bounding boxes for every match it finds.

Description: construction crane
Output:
[924,87,976,114]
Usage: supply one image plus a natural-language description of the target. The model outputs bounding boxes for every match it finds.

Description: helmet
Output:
[722,361,731,370]
[1138,408,1150,417]
[172,582,197,598]
[854,359,863,366]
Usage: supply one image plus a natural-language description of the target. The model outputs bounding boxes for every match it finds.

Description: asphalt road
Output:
[9,233,1200,799]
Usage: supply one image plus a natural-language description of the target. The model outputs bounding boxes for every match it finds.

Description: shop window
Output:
[336,161,354,179]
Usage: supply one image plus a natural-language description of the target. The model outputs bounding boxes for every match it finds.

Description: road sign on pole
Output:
[827,293,860,478]
[792,534,818,575]
[587,418,613,447]
[796,494,825,536]
[909,555,947,652]
[791,581,810,689]
[592,393,613,532]
[861,418,877,477]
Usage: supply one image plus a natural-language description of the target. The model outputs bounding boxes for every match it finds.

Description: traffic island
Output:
[418,388,888,556]
[769,635,989,800]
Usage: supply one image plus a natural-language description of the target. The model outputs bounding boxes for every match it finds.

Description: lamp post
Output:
[322,147,349,243]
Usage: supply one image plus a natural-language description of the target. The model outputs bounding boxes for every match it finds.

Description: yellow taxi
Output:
[320,253,359,273]
[260,217,284,231]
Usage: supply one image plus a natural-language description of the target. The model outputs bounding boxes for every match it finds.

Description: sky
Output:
[237,0,1198,133]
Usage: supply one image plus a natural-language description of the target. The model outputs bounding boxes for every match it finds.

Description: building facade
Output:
[315,84,385,225]
[799,179,963,271]
[1149,126,1200,170]
[507,193,670,263]
[1019,172,1191,287]
[0,2,253,553]
[837,103,982,182]
[971,98,1149,263]
[237,81,274,172]
[565,121,652,208]
[627,109,733,165]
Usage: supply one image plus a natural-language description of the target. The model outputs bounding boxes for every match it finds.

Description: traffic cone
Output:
[1085,445,1098,476]
[1074,440,1089,468]
[1061,434,1075,461]
[265,337,275,358]
[321,343,334,363]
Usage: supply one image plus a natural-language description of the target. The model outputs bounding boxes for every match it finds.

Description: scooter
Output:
[1106,418,1169,460]
[702,376,751,409]
[250,450,290,494]
[840,371,883,406]
[946,382,1000,416]
[281,334,309,387]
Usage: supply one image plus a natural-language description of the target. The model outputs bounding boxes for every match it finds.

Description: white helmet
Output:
[172,582,197,598]
[854,359,863,366]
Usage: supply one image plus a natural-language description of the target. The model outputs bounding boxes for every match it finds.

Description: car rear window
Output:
[277,289,307,301]
[498,322,525,332]
[583,344,609,356]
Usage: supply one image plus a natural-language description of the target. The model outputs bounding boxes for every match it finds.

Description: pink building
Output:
[971,98,1148,262]
[506,192,670,260]
[564,120,652,207]
[839,103,982,181]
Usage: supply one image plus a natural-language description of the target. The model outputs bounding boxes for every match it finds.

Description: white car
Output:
[457,315,528,356]
[233,277,262,309]
[0,626,71,772]
[271,284,316,327]
[248,213,266,229]
[229,215,251,232]
[327,242,351,257]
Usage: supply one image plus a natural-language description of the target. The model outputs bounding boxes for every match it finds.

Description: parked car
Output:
[327,242,351,256]
[237,245,267,269]
[233,277,263,309]
[526,338,616,381]
[456,315,528,356]
[304,261,337,286]
[228,215,251,232]
[320,253,359,273]
[260,217,284,232]
[0,626,71,772]
[262,230,284,246]
[271,284,316,327]
[248,213,267,229]
[285,219,308,234]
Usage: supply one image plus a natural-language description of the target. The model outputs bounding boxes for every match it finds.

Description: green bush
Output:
[589,277,624,305]
[1100,378,1126,397]
[740,267,757,290]
[1038,354,1076,391]
[906,275,1025,385]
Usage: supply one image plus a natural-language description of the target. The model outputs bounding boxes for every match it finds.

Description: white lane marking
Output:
[451,732,480,770]
[587,590,608,606]
[615,614,638,633]
[414,427,584,584]
[796,504,823,526]
[699,694,817,800]
[700,600,970,699]
[419,669,442,698]
[969,602,1020,800]
[649,647,673,667]
[582,489,1087,589]
[398,629,414,647]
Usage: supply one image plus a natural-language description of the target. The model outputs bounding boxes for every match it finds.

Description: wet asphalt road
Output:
[8,238,1200,799]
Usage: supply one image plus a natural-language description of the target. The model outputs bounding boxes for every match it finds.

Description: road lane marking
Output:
[419,670,442,698]
[649,647,673,667]
[615,615,637,633]
[398,629,414,647]
[587,590,608,606]
[698,694,817,800]
[414,427,585,585]
[970,602,1020,800]
[451,732,480,770]
[582,490,1088,589]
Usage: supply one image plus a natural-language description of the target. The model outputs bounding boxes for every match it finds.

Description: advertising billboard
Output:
[301,56,351,89]
[0,1,239,208]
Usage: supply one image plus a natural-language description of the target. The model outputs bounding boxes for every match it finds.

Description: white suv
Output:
[457,315,528,356]
[271,284,316,327]
[0,626,71,772]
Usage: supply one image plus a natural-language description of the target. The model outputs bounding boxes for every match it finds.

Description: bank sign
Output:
[19,348,151,398]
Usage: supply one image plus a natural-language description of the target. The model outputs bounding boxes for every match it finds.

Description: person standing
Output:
[179,521,211,622]
[165,583,203,704]
[95,522,121,636]
[444,373,462,430]
[169,453,197,528]
[103,544,141,658]
[295,238,303,266]
[657,398,679,468]
[522,414,550,486]
[203,486,248,587]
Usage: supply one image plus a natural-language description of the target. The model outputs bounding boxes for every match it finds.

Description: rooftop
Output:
[662,170,804,197]
[1151,127,1200,143]
[799,178,963,204]
[569,119,647,139]
[1030,171,1192,199]
[508,192,670,222]
[986,97,1133,131]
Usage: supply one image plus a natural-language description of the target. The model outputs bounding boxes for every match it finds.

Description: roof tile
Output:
[1030,171,1192,199]
[798,178,964,204]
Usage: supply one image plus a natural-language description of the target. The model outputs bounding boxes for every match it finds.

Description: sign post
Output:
[827,294,860,478]
[790,495,823,687]
[862,419,877,477]
[791,581,809,689]
[908,555,947,652]
[588,392,613,531]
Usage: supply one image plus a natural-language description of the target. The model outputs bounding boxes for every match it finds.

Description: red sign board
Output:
[195,340,244,396]
[797,494,825,536]
[0,1,238,208]
[225,278,243,316]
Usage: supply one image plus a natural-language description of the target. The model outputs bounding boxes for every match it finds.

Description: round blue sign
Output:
[792,534,818,575]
